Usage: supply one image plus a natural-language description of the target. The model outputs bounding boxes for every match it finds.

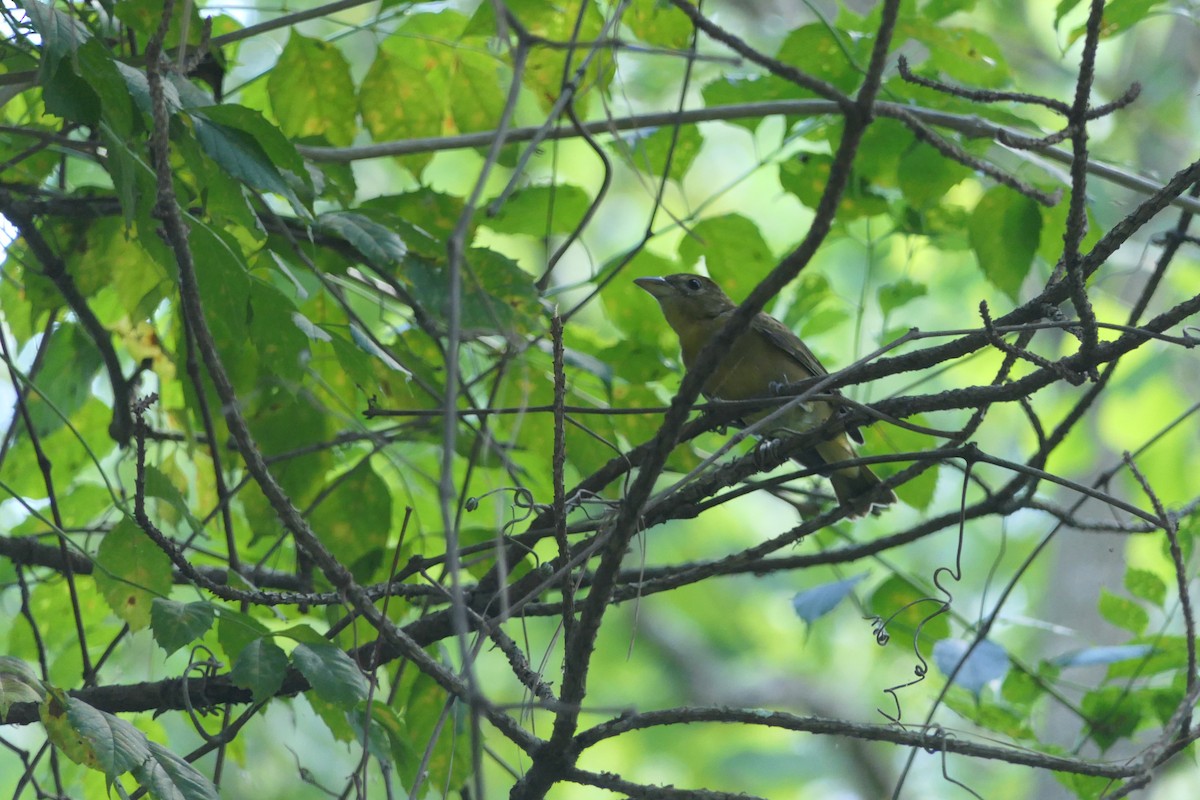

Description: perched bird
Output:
[634,273,896,518]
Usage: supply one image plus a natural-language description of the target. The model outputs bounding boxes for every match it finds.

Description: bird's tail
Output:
[829,466,896,518]
[816,437,897,518]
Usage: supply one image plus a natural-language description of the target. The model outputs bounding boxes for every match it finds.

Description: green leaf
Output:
[1054,0,1085,27]
[77,38,135,137]
[230,637,288,702]
[307,459,391,575]
[877,278,928,316]
[268,33,357,147]
[0,657,46,716]
[897,143,971,208]
[318,211,408,267]
[1069,0,1166,42]
[1097,588,1149,634]
[39,687,219,799]
[922,27,1009,87]
[624,1,695,48]
[1124,568,1166,607]
[93,517,173,631]
[1000,668,1042,711]
[137,740,220,800]
[630,125,703,184]
[248,278,308,388]
[359,47,442,170]
[405,249,541,338]
[40,687,149,777]
[781,153,889,219]
[465,1,609,108]
[291,642,369,708]
[22,323,102,438]
[485,185,593,237]
[678,214,776,300]
[21,0,91,65]
[217,608,270,663]
[195,104,311,196]
[1080,685,1143,751]
[143,465,204,537]
[923,0,978,20]
[968,186,1042,300]
[398,672,472,792]
[870,413,938,511]
[446,48,510,134]
[867,574,950,655]
[776,24,868,94]
[149,600,216,657]
[702,75,809,131]
[188,224,251,341]
[189,110,306,214]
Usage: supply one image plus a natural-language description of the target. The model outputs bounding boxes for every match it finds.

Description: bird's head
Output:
[633,274,735,326]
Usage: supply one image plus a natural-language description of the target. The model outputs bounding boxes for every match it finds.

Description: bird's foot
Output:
[753,437,782,469]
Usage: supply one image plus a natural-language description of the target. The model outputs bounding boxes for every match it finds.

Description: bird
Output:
[634,273,896,518]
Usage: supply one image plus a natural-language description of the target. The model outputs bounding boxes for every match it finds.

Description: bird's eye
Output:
[686,278,703,291]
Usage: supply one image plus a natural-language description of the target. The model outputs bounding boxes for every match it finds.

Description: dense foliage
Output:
[1,0,1199,798]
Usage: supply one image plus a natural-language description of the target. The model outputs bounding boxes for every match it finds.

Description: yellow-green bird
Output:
[635,273,896,518]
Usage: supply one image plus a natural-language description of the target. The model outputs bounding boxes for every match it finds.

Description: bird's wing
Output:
[752,312,866,444]
[751,312,828,377]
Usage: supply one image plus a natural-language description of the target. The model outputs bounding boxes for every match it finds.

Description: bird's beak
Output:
[633,276,671,298]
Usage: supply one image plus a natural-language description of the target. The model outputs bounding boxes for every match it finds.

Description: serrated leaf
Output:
[268,33,357,146]
[792,572,869,624]
[230,637,288,702]
[195,103,312,197]
[291,642,369,708]
[189,111,305,214]
[318,211,408,267]
[934,638,1009,696]
[217,609,270,663]
[40,688,101,770]
[77,38,134,137]
[968,186,1041,300]
[143,466,204,537]
[93,517,173,631]
[150,600,216,657]
[41,688,148,777]
[0,656,45,716]
[115,60,182,118]
[21,0,91,66]
[136,740,220,800]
